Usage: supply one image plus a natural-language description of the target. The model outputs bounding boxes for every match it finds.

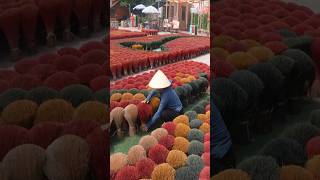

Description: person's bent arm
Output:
[145,89,157,103]
[146,96,168,129]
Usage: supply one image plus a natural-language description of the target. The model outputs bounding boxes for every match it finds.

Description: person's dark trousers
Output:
[211,146,236,176]
[149,108,184,131]
[161,108,184,122]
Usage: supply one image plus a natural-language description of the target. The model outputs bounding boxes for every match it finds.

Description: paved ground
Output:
[192,53,210,65]
[282,0,320,12]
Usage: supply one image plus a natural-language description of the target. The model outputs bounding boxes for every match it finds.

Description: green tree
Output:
[119,0,157,8]
[119,0,131,7]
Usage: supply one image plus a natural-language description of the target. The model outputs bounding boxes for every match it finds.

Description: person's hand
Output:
[141,99,149,104]
[141,124,148,132]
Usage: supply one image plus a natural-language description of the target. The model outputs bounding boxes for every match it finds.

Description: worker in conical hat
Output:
[141,70,183,131]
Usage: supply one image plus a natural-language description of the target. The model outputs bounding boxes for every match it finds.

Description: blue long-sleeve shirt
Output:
[146,87,182,128]
[211,102,232,159]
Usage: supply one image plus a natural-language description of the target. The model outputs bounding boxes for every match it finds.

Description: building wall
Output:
[110,4,129,21]
[178,3,192,31]
[163,2,191,31]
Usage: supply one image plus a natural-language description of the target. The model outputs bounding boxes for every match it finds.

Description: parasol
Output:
[142,6,160,14]
[133,4,146,10]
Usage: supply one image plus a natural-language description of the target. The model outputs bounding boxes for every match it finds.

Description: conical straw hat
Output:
[148,70,171,89]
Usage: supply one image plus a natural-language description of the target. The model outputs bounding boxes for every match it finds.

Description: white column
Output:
[166,2,168,19]
[186,3,188,30]
[168,1,170,19]
[176,2,179,20]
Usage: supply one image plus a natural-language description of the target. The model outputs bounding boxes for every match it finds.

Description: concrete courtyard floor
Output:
[282,0,320,12]
[192,53,210,66]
